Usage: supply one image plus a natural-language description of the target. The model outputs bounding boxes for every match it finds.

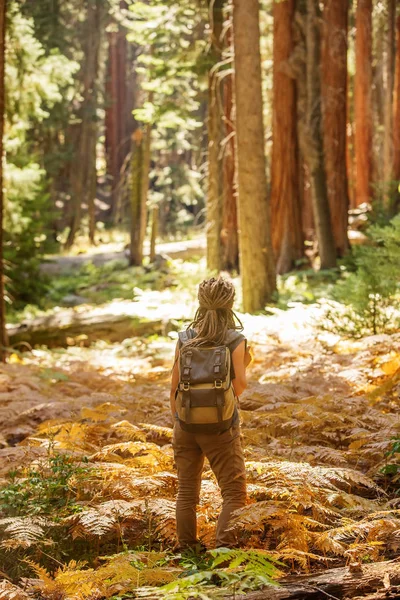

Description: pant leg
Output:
[172,421,205,549]
[198,423,247,548]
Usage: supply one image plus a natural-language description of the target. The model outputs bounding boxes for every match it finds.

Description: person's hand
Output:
[244,346,252,367]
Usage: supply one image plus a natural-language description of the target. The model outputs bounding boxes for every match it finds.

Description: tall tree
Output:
[232,0,276,312]
[383,0,396,195]
[355,0,373,206]
[0,0,7,359]
[322,0,350,256]
[65,0,106,248]
[105,13,135,218]
[129,128,144,266]
[393,13,400,210]
[305,0,336,268]
[270,0,303,274]
[221,24,239,272]
[206,0,224,272]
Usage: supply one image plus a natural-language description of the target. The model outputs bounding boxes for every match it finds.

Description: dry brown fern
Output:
[0,580,30,600]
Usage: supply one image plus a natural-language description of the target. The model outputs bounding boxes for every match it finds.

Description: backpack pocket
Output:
[176,385,236,433]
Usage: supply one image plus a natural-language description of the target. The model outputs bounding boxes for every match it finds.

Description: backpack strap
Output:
[178,328,196,348]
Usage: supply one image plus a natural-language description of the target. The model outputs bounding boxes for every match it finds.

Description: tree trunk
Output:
[383,0,396,199]
[355,0,373,206]
[241,559,400,600]
[270,0,303,274]
[347,71,356,209]
[150,205,159,262]
[322,0,350,257]
[221,27,239,272]
[140,122,151,257]
[304,0,337,269]
[7,304,180,348]
[65,0,104,249]
[206,0,224,272]
[232,0,276,312]
[393,15,400,190]
[105,12,135,219]
[0,0,7,360]
[87,122,97,245]
[129,129,144,266]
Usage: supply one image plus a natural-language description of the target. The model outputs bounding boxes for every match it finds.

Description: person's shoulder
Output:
[225,329,246,351]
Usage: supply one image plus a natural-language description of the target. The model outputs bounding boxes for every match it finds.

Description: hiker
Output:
[170,276,251,550]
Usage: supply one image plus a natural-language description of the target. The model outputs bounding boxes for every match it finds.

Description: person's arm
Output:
[170,342,180,418]
[244,344,252,368]
[231,339,248,397]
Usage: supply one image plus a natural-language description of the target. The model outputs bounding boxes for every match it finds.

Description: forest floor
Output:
[1,253,400,599]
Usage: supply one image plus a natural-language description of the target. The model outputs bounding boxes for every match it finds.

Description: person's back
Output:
[170,277,251,550]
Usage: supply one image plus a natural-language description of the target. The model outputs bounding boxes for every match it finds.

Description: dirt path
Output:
[40,236,206,275]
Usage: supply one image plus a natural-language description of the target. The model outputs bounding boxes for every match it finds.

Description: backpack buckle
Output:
[214,380,223,389]
[181,382,190,391]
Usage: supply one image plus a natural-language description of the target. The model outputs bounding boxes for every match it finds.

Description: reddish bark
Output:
[393,15,400,182]
[270,0,303,273]
[322,0,349,256]
[0,0,7,358]
[355,0,373,206]
[105,13,134,215]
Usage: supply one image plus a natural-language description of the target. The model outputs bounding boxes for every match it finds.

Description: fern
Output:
[0,516,49,547]
[0,580,30,600]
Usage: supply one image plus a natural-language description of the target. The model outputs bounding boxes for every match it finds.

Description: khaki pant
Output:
[172,420,247,549]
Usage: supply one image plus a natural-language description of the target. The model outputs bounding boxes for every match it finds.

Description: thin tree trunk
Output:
[270,0,303,274]
[322,0,350,257]
[105,31,120,211]
[305,0,336,269]
[130,128,144,266]
[87,123,97,244]
[150,205,158,262]
[232,0,276,312]
[355,0,373,206]
[207,0,224,272]
[65,0,104,249]
[346,70,356,209]
[221,28,239,272]
[0,0,8,359]
[383,0,396,198]
[140,122,151,257]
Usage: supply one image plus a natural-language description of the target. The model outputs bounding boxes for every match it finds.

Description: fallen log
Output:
[240,560,400,600]
[7,300,185,348]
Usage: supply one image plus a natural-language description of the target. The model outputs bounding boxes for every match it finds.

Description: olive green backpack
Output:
[176,329,243,433]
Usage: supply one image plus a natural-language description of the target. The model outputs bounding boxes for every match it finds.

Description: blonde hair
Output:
[185,277,243,347]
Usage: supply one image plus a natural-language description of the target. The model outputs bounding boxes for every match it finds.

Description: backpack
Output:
[175,329,243,434]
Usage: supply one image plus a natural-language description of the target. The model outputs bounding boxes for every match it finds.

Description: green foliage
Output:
[0,453,91,518]
[127,0,208,235]
[5,6,78,306]
[277,268,340,308]
[381,436,400,494]
[320,216,400,338]
[140,548,281,599]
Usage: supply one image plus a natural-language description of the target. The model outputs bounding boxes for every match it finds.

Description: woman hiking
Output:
[170,276,251,550]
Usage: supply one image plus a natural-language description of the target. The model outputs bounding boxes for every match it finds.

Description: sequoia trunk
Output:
[355,0,373,205]
[0,0,7,359]
[305,0,336,268]
[270,0,303,274]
